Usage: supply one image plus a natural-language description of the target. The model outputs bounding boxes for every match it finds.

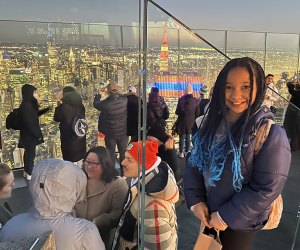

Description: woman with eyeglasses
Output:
[74,146,128,248]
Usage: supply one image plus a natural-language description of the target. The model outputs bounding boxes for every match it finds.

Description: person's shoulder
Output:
[60,215,105,248]
[64,214,97,231]
[20,101,33,109]
[110,177,128,189]
[269,123,289,145]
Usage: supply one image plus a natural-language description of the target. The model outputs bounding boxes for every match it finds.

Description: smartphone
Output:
[99,82,105,89]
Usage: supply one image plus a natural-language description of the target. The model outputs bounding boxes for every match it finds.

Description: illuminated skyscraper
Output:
[47,24,59,83]
[159,31,169,72]
[69,47,76,73]
[0,51,6,87]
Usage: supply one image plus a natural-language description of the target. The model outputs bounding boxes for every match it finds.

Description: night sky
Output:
[0,0,299,34]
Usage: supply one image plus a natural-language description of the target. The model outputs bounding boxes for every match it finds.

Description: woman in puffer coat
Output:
[184,57,291,250]
[18,84,50,180]
[54,86,86,163]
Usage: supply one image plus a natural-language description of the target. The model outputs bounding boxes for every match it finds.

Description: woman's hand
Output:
[209,212,228,231]
[192,202,211,228]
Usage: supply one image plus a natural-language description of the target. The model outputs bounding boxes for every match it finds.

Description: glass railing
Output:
[0,1,300,249]
[146,2,300,250]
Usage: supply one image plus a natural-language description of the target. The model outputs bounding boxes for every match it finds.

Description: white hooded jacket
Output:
[0,159,105,250]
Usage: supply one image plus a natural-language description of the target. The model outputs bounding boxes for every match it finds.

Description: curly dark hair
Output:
[83,146,118,183]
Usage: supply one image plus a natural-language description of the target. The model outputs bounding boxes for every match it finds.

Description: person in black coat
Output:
[147,88,169,131]
[126,86,142,142]
[93,83,128,173]
[283,80,300,151]
[175,84,199,158]
[147,123,185,180]
[18,84,50,180]
[54,86,86,162]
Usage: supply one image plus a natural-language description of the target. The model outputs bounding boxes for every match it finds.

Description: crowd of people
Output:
[0,56,296,249]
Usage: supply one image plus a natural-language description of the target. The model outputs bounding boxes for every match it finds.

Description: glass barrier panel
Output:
[226,31,266,66]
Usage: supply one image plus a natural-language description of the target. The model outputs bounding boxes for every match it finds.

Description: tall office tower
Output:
[0,51,7,87]
[66,47,76,84]
[69,47,76,73]
[47,24,59,83]
[79,49,90,84]
[159,31,169,72]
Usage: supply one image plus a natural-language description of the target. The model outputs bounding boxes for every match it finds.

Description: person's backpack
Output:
[71,113,88,137]
[254,119,283,230]
[6,108,22,130]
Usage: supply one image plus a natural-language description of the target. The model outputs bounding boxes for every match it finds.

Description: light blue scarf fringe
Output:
[189,131,244,192]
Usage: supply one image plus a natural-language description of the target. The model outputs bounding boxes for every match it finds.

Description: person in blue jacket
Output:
[184,57,291,250]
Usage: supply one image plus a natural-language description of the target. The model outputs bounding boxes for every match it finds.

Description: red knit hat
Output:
[127,140,158,170]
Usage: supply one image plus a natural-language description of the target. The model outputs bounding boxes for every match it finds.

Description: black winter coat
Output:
[147,98,169,129]
[175,94,199,134]
[94,93,128,138]
[126,94,142,137]
[54,92,86,162]
[157,145,185,181]
[18,100,49,148]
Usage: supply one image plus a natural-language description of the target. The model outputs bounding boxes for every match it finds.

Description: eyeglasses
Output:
[82,160,100,169]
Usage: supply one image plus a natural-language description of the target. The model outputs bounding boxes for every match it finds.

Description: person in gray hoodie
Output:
[0,159,105,250]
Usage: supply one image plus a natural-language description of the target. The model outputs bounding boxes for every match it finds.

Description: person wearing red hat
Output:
[112,140,179,250]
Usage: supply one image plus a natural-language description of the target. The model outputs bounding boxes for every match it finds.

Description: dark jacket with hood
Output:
[126,93,142,137]
[175,94,200,134]
[283,83,300,149]
[147,96,169,130]
[54,91,86,162]
[184,107,291,231]
[18,84,49,148]
[93,93,128,139]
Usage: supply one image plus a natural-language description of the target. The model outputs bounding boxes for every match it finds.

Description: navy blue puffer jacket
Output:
[184,107,291,231]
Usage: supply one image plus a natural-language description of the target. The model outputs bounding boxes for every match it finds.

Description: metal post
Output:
[120,25,126,89]
[140,0,148,249]
[297,34,300,75]
[264,32,267,71]
[291,205,300,250]
[137,0,142,247]
[224,30,228,60]
[177,27,181,97]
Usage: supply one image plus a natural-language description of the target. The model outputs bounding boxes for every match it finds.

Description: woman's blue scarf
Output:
[189,130,244,192]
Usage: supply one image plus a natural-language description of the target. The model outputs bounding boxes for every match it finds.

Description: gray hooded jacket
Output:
[0,159,105,250]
